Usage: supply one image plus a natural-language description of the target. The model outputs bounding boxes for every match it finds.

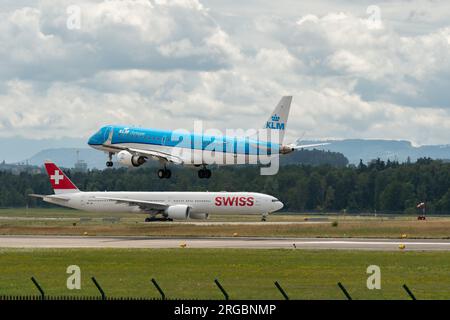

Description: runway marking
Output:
[295,241,450,245]
[0,236,450,250]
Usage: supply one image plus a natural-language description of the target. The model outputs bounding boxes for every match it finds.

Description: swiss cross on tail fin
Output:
[44,161,79,194]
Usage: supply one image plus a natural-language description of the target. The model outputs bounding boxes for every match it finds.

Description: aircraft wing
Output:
[127,147,184,165]
[94,196,168,211]
[102,143,184,165]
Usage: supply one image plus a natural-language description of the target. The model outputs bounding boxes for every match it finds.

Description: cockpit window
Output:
[272,199,279,202]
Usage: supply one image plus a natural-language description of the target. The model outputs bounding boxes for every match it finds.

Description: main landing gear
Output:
[158,168,172,179]
[145,217,173,222]
[198,168,212,179]
[261,213,268,222]
[106,152,114,167]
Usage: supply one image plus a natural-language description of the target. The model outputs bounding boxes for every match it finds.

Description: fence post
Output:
[214,279,229,300]
[31,277,45,300]
[91,277,106,300]
[337,282,352,300]
[274,281,289,300]
[151,278,166,300]
[402,284,417,300]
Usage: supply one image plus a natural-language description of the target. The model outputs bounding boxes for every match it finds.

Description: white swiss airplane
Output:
[29,161,284,221]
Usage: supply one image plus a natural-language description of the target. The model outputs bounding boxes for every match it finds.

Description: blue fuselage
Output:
[88,125,280,156]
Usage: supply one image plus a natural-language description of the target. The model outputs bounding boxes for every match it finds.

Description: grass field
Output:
[1,208,450,239]
[0,248,449,300]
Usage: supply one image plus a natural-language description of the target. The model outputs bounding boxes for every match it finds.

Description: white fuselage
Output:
[43,191,283,216]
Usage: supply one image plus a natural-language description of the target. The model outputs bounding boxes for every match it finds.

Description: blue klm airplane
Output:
[88,96,328,179]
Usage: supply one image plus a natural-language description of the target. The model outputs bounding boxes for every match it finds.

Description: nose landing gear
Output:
[106,152,114,167]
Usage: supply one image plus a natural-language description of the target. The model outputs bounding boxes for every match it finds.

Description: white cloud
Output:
[0,0,240,81]
[0,0,450,146]
[290,88,450,145]
[290,11,450,82]
[327,50,372,75]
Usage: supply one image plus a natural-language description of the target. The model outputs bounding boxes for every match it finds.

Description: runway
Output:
[1,235,450,250]
[0,216,328,225]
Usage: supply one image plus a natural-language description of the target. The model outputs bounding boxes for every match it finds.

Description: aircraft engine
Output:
[117,150,146,167]
[165,205,190,220]
[189,213,209,220]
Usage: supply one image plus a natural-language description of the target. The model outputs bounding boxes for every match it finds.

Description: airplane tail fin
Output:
[263,96,292,144]
[44,161,80,194]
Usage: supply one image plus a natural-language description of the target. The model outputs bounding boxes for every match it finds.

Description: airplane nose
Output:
[270,197,283,212]
[276,201,284,211]
[88,132,102,146]
[87,135,96,146]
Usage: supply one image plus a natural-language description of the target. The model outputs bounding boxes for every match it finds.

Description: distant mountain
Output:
[281,149,348,167]
[24,148,106,169]
[301,139,450,164]
[1,136,86,163]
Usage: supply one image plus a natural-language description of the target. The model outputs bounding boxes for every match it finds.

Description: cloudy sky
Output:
[1,0,450,148]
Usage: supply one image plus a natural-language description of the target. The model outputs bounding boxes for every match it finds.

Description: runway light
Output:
[83,232,88,236]
[399,244,406,250]
[401,234,407,239]
[233,233,239,237]
[180,243,187,248]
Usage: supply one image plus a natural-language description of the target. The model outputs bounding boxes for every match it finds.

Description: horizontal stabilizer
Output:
[290,142,330,150]
[28,194,45,199]
[28,194,71,202]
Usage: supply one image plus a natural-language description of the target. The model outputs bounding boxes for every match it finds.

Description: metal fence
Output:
[0,277,418,301]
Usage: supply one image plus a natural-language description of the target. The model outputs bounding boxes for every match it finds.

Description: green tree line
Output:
[1,158,449,214]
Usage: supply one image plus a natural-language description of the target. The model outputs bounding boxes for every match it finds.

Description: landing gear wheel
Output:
[145,217,173,222]
[261,215,267,222]
[158,169,172,179]
[198,169,212,179]
[106,152,114,167]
